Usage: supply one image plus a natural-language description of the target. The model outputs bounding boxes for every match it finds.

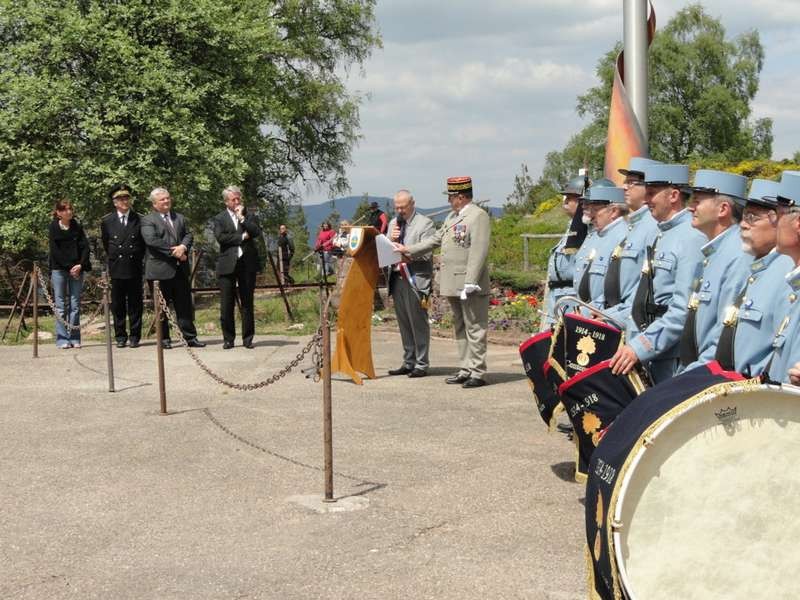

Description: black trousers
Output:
[149,273,198,342]
[111,276,143,342]
[281,259,294,284]
[219,260,257,345]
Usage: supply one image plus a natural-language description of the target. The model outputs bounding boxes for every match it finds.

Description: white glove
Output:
[459,283,481,300]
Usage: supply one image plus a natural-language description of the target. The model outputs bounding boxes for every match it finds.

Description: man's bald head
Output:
[394,189,415,220]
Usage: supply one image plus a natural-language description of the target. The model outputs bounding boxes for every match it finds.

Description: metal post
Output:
[278,246,284,285]
[103,272,115,392]
[523,236,529,272]
[624,0,649,142]
[154,282,167,415]
[32,264,39,358]
[321,304,334,502]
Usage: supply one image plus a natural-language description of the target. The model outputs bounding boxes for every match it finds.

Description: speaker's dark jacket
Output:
[100,211,145,279]
[212,210,263,276]
[140,210,193,280]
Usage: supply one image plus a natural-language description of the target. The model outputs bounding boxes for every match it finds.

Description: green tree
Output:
[350,192,372,225]
[0,0,380,252]
[505,163,559,215]
[542,4,771,187]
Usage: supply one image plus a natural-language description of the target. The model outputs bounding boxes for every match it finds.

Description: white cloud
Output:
[303,1,800,207]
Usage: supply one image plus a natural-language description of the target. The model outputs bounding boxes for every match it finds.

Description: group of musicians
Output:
[542,159,800,386]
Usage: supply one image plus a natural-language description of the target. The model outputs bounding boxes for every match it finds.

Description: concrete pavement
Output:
[1,331,586,599]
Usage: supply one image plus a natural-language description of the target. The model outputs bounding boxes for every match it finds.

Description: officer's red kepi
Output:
[445,176,472,195]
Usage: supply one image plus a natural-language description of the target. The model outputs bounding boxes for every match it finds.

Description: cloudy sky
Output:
[303,0,800,208]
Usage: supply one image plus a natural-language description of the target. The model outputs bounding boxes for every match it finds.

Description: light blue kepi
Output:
[581,182,625,205]
[618,157,660,178]
[643,163,690,186]
[736,178,780,209]
[684,169,747,200]
[767,170,800,206]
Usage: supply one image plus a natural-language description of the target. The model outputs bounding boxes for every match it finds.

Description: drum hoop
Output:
[607,378,770,600]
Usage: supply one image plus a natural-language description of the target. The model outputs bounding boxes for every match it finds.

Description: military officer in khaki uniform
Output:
[395,176,491,388]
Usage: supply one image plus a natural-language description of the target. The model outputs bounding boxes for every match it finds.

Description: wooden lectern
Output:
[331,226,380,384]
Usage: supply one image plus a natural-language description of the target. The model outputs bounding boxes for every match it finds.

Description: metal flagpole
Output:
[623,0,649,144]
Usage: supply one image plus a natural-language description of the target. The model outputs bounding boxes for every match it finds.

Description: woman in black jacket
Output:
[48,199,92,349]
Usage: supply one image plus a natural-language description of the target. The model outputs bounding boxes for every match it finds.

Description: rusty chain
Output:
[154,283,323,391]
[36,268,107,333]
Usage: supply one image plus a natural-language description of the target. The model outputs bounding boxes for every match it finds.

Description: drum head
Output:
[615,384,800,599]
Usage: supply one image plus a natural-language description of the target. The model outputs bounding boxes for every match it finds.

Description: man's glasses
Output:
[741,211,775,225]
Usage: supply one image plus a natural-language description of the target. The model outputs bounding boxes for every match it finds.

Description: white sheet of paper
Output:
[375,233,402,267]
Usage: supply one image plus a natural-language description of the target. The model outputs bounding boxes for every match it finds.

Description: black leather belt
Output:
[549,280,573,290]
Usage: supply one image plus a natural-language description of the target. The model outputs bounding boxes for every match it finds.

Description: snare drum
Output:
[586,362,800,599]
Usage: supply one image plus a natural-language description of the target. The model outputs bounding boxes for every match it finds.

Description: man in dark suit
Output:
[100,184,145,348]
[141,187,205,349]
[212,185,263,349]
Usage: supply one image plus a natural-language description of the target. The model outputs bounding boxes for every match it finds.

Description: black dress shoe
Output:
[129,340,140,348]
[116,340,127,349]
[462,378,487,389]
[408,368,427,378]
[161,340,172,350]
[223,341,234,350]
[445,374,470,384]
[243,342,255,349]
[187,339,206,348]
[388,366,413,376]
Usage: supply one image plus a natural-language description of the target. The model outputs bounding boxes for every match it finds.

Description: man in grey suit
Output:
[141,187,205,349]
[212,185,263,349]
[387,189,435,377]
[395,176,491,388]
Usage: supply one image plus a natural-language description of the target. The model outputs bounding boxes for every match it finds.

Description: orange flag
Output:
[604,4,657,185]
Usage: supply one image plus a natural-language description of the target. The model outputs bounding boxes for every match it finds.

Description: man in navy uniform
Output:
[609,164,705,383]
[677,170,750,369]
[100,184,145,348]
[692,179,794,375]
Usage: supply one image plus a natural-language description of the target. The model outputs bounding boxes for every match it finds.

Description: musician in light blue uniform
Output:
[572,183,629,311]
[542,176,587,329]
[691,179,794,375]
[609,164,705,383]
[602,157,661,321]
[761,171,800,383]
[677,170,750,370]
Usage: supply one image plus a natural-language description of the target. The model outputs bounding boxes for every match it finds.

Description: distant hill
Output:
[300,196,503,245]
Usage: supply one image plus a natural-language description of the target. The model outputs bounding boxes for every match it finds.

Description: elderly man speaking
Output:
[386,190,435,378]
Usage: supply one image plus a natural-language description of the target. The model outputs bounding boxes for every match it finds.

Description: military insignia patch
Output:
[577,336,596,367]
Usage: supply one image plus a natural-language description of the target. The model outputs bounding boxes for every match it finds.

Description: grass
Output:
[1,289,325,346]
[489,203,568,289]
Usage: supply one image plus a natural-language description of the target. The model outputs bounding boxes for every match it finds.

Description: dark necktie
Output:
[163,214,176,242]
[121,214,126,227]
[398,219,406,244]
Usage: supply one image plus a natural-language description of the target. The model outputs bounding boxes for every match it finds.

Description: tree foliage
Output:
[504,163,559,215]
[542,4,772,189]
[0,0,380,252]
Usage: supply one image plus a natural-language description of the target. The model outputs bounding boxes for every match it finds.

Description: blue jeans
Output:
[51,269,84,347]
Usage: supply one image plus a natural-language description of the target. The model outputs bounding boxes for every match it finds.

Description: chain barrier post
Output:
[154,281,167,415]
[32,263,39,358]
[103,272,115,392]
[322,303,334,502]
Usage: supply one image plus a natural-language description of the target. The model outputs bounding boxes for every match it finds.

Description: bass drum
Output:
[586,363,800,600]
